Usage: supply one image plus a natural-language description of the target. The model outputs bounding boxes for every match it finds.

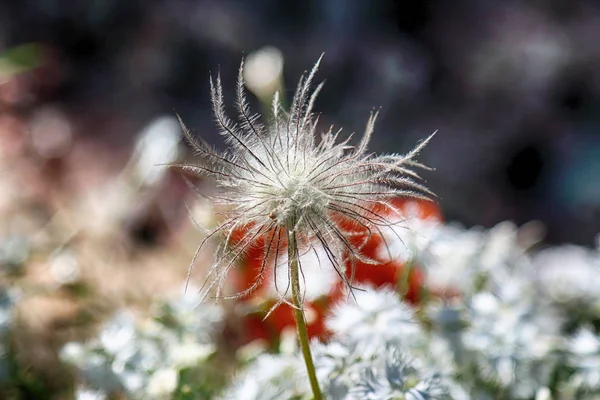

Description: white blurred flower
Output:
[170,341,215,368]
[221,381,289,400]
[119,370,146,394]
[160,285,223,341]
[133,116,181,186]
[49,250,81,285]
[268,245,339,301]
[279,326,299,355]
[462,292,560,397]
[75,387,107,400]
[190,198,218,232]
[534,245,600,308]
[60,342,86,364]
[61,291,223,399]
[415,221,540,301]
[479,222,521,269]
[313,340,358,398]
[377,201,442,264]
[243,46,284,100]
[348,345,449,400]
[98,311,137,356]
[29,106,73,158]
[534,387,552,400]
[327,288,423,355]
[235,340,269,363]
[420,224,484,293]
[232,328,453,400]
[220,353,306,400]
[567,328,600,391]
[147,368,178,399]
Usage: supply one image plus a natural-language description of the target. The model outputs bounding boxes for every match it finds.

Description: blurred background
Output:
[2,0,600,245]
[1,0,600,398]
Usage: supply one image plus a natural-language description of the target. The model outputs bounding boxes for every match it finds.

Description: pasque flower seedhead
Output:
[174,55,436,305]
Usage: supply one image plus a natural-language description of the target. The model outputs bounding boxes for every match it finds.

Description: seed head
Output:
[174,55,436,305]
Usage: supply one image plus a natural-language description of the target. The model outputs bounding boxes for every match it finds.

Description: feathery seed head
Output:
[176,54,436,302]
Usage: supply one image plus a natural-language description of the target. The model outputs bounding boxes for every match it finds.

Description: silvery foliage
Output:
[320,288,449,399]
[313,340,452,400]
[219,352,309,400]
[408,220,600,398]
[61,289,223,399]
[225,288,454,400]
[224,220,600,399]
[369,218,561,397]
[348,346,448,400]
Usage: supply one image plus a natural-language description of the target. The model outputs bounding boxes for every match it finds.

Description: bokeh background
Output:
[1,0,600,398]
[3,0,600,245]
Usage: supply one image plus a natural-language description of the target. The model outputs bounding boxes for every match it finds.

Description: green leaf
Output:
[0,43,44,78]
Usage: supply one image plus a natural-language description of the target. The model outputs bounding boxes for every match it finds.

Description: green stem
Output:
[287,227,323,400]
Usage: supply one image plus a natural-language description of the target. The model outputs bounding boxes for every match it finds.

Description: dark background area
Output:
[2,0,600,246]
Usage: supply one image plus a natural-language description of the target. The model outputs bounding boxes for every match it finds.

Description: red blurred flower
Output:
[228,198,442,345]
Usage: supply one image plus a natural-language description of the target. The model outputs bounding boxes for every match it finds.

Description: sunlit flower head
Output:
[175,55,435,305]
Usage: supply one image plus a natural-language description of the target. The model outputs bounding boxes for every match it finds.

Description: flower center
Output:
[271,177,329,226]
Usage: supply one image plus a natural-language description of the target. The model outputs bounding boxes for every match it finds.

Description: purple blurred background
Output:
[2,0,600,245]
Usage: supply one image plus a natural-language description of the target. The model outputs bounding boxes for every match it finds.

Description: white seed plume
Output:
[175,55,436,305]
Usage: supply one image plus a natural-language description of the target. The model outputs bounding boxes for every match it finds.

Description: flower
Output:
[224,288,452,400]
[227,198,441,348]
[219,353,307,400]
[349,346,449,400]
[147,368,178,398]
[60,290,223,399]
[459,291,561,398]
[566,328,600,391]
[326,287,423,356]
[534,244,600,311]
[175,55,435,306]
[74,388,107,400]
